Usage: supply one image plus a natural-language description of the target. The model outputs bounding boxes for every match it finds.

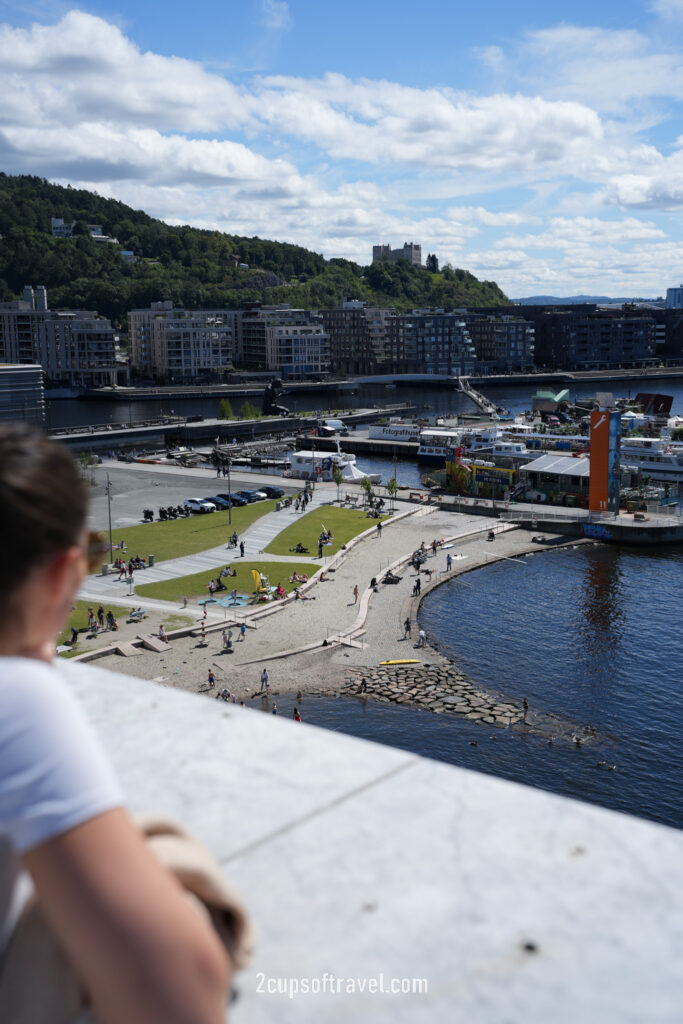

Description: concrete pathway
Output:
[229,508,497,664]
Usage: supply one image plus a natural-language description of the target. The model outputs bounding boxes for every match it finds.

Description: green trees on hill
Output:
[0,173,508,326]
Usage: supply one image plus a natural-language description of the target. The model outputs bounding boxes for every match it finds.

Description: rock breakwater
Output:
[339,663,523,728]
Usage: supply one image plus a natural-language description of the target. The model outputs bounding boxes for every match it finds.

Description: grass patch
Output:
[136,561,314,603]
[264,506,387,557]
[58,600,134,644]
[109,500,277,563]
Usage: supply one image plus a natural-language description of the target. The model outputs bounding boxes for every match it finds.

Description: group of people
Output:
[85,605,119,635]
[294,490,312,513]
[115,556,146,580]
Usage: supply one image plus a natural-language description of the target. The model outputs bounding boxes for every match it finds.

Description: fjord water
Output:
[293,545,683,830]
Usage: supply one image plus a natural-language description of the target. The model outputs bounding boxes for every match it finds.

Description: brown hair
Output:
[0,423,88,608]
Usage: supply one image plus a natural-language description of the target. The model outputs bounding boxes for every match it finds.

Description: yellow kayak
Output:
[379,659,421,665]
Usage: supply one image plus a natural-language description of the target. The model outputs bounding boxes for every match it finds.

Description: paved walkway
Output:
[79,492,329,608]
[229,507,497,664]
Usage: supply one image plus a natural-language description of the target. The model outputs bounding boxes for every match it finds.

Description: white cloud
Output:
[0,11,251,132]
[260,0,292,32]
[446,206,537,227]
[255,74,604,173]
[650,1,683,18]
[493,216,667,251]
[519,24,683,113]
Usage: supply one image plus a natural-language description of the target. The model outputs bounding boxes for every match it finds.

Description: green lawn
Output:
[58,600,134,644]
[264,506,388,557]
[109,500,277,563]
[136,560,315,603]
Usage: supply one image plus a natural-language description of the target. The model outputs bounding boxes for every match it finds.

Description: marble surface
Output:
[59,660,683,1023]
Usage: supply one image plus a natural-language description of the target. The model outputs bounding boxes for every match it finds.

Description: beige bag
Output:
[0,814,254,1024]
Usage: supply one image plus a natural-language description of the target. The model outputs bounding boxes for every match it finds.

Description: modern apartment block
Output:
[387,311,476,375]
[665,285,683,309]
[128,301,236,382]
[320,300,393,374]
[534,311,656,370]
[237,306,330,379]
[0,286,119,388]
[0,364,45,424]
[464,315,535,373]
[372,242,422,267]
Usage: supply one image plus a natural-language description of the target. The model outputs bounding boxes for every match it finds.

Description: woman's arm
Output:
[24,808,231,1024]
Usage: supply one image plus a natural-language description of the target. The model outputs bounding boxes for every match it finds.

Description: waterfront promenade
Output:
[77,460,572,712]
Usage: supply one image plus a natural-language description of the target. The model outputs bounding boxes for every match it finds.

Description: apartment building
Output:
[320,300,393,374]
[387,311,476,375]
[238,306,330,379]
[0,286,119,388]
[128,301,236,382]
[464,315,535,373]
[535,311,656,370]
[0,364,45,424]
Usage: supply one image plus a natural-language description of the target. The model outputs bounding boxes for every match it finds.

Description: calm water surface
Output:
[266,546,683,830]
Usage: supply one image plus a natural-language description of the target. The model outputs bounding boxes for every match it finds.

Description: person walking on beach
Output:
[239,540,245,558]
[376,521,382,538]
[404,617,411,640]
[208,670,215,689]
[446,552,453,571]
[417,628,427,648]
[353,584,359,604]
[260,668,269,692]
[239,622,246,641]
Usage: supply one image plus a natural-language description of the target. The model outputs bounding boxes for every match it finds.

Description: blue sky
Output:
[2,0,683,296]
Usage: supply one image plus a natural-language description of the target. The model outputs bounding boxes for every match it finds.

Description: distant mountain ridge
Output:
[0,174,508,327]
[513,294,664,306]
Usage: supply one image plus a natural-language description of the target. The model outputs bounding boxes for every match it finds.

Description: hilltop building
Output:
[128,301,236,383]
[665,285,683,308]
[0,286,121,388]
[372,242,422,267]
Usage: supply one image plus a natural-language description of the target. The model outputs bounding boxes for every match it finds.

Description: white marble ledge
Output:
[58,661,683,1024]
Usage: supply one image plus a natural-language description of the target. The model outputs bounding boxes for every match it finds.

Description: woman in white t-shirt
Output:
[0,424,230,1023]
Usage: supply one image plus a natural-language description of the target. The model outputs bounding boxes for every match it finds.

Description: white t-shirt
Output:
[0,657,123,956]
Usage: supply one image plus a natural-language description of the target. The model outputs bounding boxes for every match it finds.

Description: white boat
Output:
[417,426,499,463]
[286,445,381,484]
[620,437,683,482]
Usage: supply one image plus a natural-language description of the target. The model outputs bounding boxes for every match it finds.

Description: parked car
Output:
[216,492,248,507]
[234,489,263,503]
[316,418,349,437]
[260,485,285,498]
[203,495,231,509]
[185,497,216,513]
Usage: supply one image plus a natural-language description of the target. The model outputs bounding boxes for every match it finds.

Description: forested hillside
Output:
[0,174,508,327]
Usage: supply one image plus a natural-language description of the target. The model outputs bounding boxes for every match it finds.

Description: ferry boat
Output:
[620,438,683,482]
[286,446,381,484]
[416,426,498,463]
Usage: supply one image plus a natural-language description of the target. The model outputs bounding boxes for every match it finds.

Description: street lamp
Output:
[227,457,232,526]
[105,473,113,562]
